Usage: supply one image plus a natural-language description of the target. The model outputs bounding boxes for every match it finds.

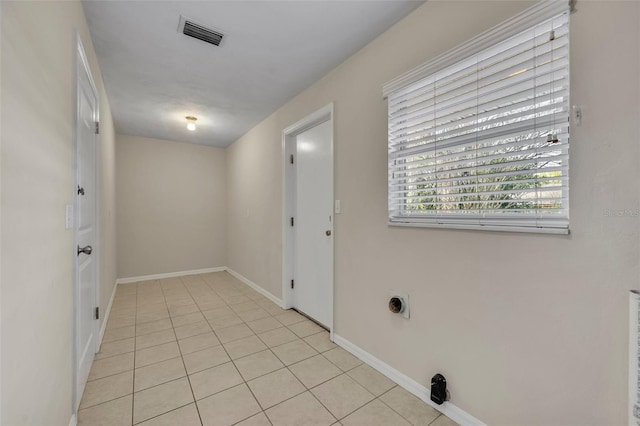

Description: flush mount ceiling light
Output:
[185,116,197,131]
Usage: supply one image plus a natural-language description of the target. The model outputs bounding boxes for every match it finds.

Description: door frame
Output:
[72,32,101,412]
[281,102,334,339]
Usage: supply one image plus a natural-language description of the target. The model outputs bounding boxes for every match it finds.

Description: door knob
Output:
[77,245,93,256]
[325,230,332,236]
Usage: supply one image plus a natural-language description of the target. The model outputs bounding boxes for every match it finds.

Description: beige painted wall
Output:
[0,1,117,424]
[227,1,640,424]
[116,134,227,279]
[98,97,118,330]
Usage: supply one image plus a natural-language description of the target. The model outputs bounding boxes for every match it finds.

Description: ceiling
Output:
[82,0,424,147]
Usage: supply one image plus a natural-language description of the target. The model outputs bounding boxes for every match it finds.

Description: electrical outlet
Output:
[573,105,582,126]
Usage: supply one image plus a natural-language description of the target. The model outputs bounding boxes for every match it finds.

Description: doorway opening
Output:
[282,103,334,338]
[73,33,100,412]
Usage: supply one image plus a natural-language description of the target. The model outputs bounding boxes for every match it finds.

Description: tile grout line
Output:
[203,278,351,423]
[373,387,432,426]
[308,343,437,426]
[265,326,346,424]
[143,275,415,424]
[163,276,205,426]
[84,360,134,382]
[101,330,135,345]
[132,401,194,426]
[321,377,383,423]
[250,365,308,408]
[205,276,268,424]
[241,303,377,423]
[86,272,440,426]
[201,274,276,426]
[282,361,338,423]
[131,282,139,426]
[132,279,184,424]
[130,358,186,393]
[91,344,136,363]
[326,367,377,421]
[270,345,319,369]
[185,276,235,414]
[292,331,427,426]
[78,387,134,411]
[93,285,320,396]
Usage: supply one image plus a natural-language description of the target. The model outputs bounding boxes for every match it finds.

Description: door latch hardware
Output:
[77,245,93,256]
[291,280,294,289]
[95,307,100,320]
[290,217,294,227]
[77,186,85,196]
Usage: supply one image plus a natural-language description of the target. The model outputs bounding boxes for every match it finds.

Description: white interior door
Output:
[293,119,333,328]
[75,39,99,408]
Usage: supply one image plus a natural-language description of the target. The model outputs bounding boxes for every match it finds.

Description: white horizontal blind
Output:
[387,11,570,233]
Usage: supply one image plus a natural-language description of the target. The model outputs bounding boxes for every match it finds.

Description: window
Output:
[385,2,570,234]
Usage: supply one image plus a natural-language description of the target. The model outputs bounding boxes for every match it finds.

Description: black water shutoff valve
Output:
[431,374,447,405]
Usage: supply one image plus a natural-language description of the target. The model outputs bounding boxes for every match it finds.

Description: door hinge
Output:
[95,121,100,134]
[290,154,294,164]
[95,307,100,320]
[290,217,294,226]
[291,280,294,289]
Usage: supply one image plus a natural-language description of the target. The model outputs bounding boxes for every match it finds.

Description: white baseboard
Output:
[116,267,226,284]
[114,267,284,309]
[226,268,285,308]
[97,280,118,347]
[69,413,77,426]
[333,334,485,426]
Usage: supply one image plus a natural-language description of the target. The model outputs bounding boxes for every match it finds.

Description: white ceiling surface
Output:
[82,1,424,147]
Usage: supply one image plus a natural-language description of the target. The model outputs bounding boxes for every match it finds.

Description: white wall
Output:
[0,1,117,424]
[116,134,227,279]
[98,72,118,340]
[227,118,284,297]
[227,1,640,424]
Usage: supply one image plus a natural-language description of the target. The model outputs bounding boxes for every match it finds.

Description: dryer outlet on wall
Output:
[388,290,410,319]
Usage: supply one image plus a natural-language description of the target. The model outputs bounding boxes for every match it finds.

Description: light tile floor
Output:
[78,272,458,426]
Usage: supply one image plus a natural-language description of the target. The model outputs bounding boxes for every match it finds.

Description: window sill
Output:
[388,221,570,235]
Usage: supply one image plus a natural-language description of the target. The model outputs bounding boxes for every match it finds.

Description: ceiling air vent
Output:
[178,16,225,47]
